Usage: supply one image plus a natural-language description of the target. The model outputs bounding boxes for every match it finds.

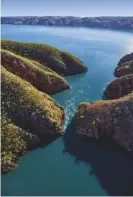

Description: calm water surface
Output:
[1,25,133,196]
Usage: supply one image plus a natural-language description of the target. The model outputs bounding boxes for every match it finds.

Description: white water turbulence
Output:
[63,96,77,130]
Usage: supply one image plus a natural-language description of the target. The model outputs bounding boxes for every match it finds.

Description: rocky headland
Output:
[104,74,133,99]
[1,66,65,172]
[1,39,88,173]
[1,39,88,76]
[1,49,69,94]
[75,93,133,153]
[114,53,133,77]
[1,16,133,31]
[105,52,133,99]
[75,52,133,154]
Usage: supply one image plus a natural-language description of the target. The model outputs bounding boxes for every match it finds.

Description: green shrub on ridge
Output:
[1,39,88,75]
[1,49,69,94]
[1,66,65,137]
[1,116,26,173]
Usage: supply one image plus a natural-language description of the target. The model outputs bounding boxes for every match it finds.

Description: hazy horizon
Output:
[2,15,133,18]
[2,0,133,17]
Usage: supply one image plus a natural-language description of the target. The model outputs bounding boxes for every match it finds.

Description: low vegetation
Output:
[1,66,65,136]
[1,39,88,173]
[75,92,133,153]
[1,66,65,172]
[104,74,133,99]
[114,60,133,77]
[1,49,69,94]
[75,52,133,154]
[1,116,26,173]
[1,39,88,75]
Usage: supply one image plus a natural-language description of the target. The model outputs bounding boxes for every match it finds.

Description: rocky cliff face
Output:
[1,116,41,173]
[1,66,65,172]
[105,52,133,99]
[114,52,133,77]
[2,66,65,137]
[1,39,88,76]
[104,74,133,99]
[1,16,133,31]
[75,93,133,153]
[118,52,133,66]
[1,49,70,94]
[75,52,133,154]
[1,39,88,173]
[114,60,133,77]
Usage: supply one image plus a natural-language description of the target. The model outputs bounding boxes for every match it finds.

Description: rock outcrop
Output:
[1,66,65,172]
[105,52,133,99]
[75,93,133,153]
[1,39,88,173]
[1,39,88,76]
[104,74,133,99]
[75,52,133,154]
[117,52,133,66]
[114,52,133,77]
[19,129,41,150]
[1,16,133,31]
[1,115,41,173]
[1,116,26,173]
[114,60,133,77]
[2,66,65,137]
[1,49,69,94]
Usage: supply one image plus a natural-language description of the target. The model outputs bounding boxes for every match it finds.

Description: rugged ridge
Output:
[1,49,70,94]
[2,66,65,137]
[1,116,41,173]
[1,39,88,76]
[1,16,133,31]
[118,52,133,66]
[75,52,133,154]
[105,52,133,100]
[1,39,88,173]
[1,66,65,172]
[114,60,133,77]
[114,52,133,77]
[104,74,133,99]
[75,93,133,153]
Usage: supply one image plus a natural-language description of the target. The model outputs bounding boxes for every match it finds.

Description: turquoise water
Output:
[1,25,133,196]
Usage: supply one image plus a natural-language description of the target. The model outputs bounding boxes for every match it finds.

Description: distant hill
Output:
[1,16,133,31]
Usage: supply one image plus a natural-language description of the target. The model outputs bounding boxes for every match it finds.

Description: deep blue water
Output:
[1,24,133,196]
